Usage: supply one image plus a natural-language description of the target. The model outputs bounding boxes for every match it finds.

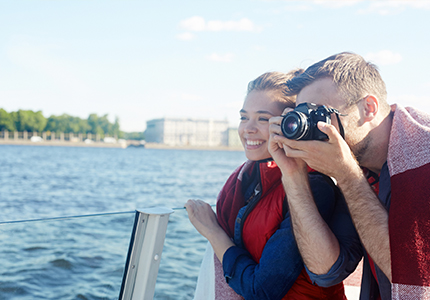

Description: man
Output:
[269,52,430,299]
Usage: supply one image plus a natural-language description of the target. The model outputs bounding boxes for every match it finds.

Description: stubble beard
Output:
[349,133,371,166]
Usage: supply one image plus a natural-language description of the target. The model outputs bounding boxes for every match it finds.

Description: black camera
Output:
[281,103,332,140]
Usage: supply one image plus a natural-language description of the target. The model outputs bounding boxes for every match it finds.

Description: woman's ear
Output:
[363,95,379,122]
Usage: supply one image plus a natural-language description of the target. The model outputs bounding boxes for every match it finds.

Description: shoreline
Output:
[0,140,244,151]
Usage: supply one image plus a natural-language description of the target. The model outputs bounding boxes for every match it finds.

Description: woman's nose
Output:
[244,120,257,133]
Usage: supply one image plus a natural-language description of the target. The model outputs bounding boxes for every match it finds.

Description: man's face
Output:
[296,78,345,118]
[295,78,369,162]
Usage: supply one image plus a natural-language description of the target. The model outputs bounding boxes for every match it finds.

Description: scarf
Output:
[387,105,430,299]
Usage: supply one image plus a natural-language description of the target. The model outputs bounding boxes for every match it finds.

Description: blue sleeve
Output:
[222,215,304,300]
[306,174,364,287]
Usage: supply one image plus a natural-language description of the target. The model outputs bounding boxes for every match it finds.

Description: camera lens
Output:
[281,112,309,140]
[284,116,298,134]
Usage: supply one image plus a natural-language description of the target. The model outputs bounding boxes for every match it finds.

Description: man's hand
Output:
[271,121,358,181]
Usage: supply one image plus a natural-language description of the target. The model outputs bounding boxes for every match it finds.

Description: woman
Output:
[185,71,347,299]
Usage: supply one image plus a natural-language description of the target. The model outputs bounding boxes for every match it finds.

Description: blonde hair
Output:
[247,69,304,109]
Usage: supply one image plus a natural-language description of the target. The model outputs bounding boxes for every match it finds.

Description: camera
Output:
[280,103,332,140]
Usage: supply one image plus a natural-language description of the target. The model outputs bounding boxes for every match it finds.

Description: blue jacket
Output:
[220,161,361,299]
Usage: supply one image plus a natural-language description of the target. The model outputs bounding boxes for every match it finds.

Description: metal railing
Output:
[0,207,180,300]
[0,130,114,142]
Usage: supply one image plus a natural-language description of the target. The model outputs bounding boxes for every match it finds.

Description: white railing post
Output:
[119,207,174,300]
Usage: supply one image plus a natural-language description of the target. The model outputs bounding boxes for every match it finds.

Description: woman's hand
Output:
[184,199,235,263]
[184,199,222,240]
[268,115,308,178]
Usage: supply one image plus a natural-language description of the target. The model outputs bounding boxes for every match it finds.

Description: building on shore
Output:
[227,127,242,148]
[145,118,241,148]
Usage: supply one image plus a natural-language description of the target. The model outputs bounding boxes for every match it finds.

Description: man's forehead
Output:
[296,78,344,109]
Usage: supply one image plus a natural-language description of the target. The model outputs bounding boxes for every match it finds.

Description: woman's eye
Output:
[259,117,269,122]
[240,116,247,121]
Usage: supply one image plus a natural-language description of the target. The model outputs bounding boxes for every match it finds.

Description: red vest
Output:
[241,161,346,300]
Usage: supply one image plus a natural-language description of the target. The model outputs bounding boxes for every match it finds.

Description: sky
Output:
[1,0,430,132]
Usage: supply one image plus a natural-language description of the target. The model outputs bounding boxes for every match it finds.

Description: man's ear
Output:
[363,95,378,122]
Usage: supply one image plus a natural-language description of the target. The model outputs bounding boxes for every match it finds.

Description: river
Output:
[0,145,246,300]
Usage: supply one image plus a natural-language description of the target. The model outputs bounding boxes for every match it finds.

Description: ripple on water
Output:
[50,258,73,270]
[0,146,246,299]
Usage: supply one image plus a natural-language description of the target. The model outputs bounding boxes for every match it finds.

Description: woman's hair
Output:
[247,69,304,108]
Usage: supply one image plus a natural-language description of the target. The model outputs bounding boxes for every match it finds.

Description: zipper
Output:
[238,176,262,247]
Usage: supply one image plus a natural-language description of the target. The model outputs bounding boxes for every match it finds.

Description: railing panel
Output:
[0,212,135,300]
[154,207,208,300]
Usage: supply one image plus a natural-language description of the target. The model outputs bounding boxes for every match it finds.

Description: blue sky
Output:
[1,0,430,132]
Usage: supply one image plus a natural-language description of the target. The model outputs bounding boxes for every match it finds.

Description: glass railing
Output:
[0,212,136,300]
[155,208,207,300]
[0,208,208,300]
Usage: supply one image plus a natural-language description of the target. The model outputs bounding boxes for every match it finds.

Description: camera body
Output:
[281,102,332,140]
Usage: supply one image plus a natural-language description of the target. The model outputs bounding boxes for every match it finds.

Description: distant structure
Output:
[227,128,242,148]
[145,118,241,148]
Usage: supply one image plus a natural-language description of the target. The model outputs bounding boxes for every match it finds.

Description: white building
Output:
[145,118,232,147]
[227,128,242,148]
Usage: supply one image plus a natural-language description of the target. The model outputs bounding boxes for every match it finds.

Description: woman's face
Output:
[238,90,285,161]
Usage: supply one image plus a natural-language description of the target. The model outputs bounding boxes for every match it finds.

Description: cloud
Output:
[269,4,312,14]
[206,18,256,32]
[179,16,206,32]
[279,0,430,14]
[175,32,195,41]
[364,50,402,66]
[207,53,234,63]
[358,0,430,15]
[313,0,362,8]
[179,16,259,32]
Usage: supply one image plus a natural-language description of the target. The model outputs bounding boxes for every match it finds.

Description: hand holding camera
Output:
[280,103,343,141]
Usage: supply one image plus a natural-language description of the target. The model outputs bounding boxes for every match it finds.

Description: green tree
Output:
[45,114,90,133]
[0,109,122,136]
[87,114,119,136]
[87,114,104,135]
[11,110,47,132]
[122,131,145,140]
[112,117,121,137]
[99,115,111,135]
[0,109,16,131]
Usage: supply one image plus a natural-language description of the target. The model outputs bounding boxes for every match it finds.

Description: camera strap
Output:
[327,108,346,139]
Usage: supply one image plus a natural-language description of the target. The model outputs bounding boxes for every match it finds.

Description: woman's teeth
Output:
[247,140,263,146]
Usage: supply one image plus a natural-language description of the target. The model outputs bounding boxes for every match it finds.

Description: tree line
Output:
[0,108,122,137]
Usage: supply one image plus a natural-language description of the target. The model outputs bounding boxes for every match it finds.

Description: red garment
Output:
[387,105,430,298]
[217,160,346,299]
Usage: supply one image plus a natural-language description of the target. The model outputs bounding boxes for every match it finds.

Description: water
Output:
[0,145,246,299]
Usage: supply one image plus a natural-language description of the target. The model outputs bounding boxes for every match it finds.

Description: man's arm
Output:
[273,121,391,281]
[269,117,341,275]
[335,161,391,281]
[282,171,341,275]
